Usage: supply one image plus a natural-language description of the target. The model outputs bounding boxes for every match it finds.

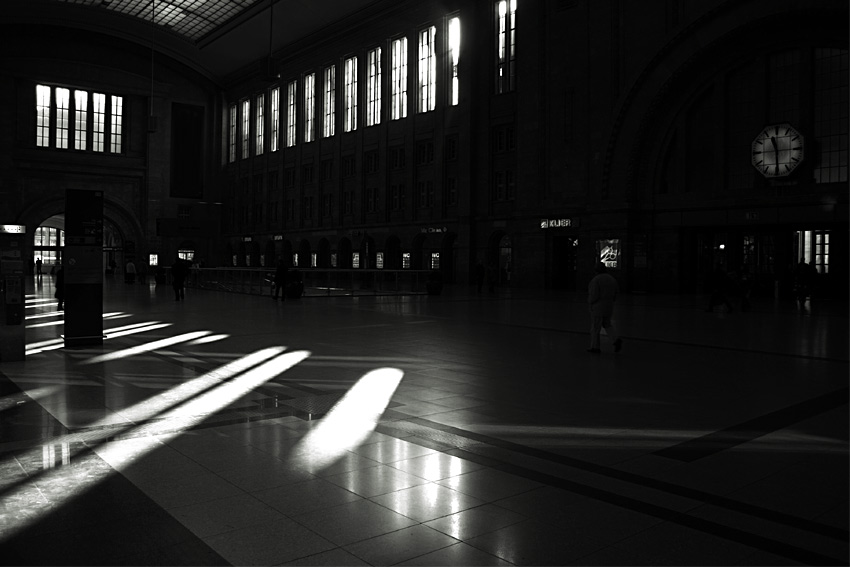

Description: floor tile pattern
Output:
[0,277,847,565]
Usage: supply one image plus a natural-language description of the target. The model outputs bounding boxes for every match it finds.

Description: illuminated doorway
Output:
[33,225,64,270]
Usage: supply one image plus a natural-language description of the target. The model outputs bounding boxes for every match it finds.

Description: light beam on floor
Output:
[0,347,310,542]
[81,330,210,364]
[0,386,62,412]
[289,367,404,473]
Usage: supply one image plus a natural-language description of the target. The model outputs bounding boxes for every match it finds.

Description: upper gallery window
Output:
[448,17,461,106]
[304,73,316,143]
[367,47,382,126]
[74,90,87,150]
[323,65,336,138]
[391,37,408,120]
[229,105,237,162]
[93,93,106,152]
[270,87,280,152]
[55,88,69,149]
[417,26,436,113]
[286,81,297,147]
[496,0,517,94]
[255,93,265,155]
[814,48,848,184]
[344,57,358,132]
[241,99,250,158]
[110,95,123,153]
[35,84,123,153]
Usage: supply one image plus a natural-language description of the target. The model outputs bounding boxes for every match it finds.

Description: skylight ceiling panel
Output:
[52,0,262,43]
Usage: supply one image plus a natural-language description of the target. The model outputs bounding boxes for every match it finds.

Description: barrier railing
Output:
[157,267,433,297]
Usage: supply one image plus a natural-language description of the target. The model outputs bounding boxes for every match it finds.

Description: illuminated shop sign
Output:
[242,236,252,242]
[596,239,620,268]
[540,218,577,229]
[421,227,448,233]
[0,225,26,234]
[274,234,284,241]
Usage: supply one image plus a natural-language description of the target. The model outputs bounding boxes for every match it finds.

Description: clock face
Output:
[751,123,804,177]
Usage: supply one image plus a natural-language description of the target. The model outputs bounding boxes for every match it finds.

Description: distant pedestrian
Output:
[35,257,43,279]
[125,260,136,284]
[587,262,621,354]
[55,266,65,310]
[171,257,187,301]
[273,258,288,301]
[474,262,485,293]
[705,265,734,313]
[738,265,753,312]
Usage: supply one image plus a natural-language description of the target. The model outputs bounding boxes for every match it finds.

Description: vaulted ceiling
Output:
[8,0,383,83]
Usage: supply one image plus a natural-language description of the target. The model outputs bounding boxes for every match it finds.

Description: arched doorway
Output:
[384,235,402,269]
[264,240,276,267]
[337,238,352,268]
[32,217,65,273]
[317,238,331,268]
[297,239,312,268]
[359,235,376,269]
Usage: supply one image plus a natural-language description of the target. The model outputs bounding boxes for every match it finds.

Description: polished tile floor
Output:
[0,275,847,566]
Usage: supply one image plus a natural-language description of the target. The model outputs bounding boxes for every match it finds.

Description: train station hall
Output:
[1,0,848,565]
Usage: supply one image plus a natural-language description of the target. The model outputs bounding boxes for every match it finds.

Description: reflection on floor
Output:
[1,276,847,566]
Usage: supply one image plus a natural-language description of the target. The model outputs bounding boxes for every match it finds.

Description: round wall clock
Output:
[751,123,804,178]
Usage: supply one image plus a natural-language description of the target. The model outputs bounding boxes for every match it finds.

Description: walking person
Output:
[171,256,187,301]
[35,257,43,281]
[587,262,622,354]
[272,258,288,301]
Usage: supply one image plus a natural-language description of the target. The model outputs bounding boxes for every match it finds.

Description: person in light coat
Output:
[587,262,622,353]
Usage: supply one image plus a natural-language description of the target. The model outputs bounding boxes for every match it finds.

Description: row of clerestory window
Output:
[228,2,516,162]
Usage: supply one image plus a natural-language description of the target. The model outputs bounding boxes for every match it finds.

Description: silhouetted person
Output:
[587,262,621,353]
[35,257,43,280]
[474,262,485,293]
[172,257,187,301]
[738,265,753,312]
[273,258,288,301]
[55,266,65,310]
[125,260,136,284]
[706,265,734,313]
[794,259,816,305]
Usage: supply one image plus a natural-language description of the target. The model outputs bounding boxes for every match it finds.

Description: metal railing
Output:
[156,267,433,297]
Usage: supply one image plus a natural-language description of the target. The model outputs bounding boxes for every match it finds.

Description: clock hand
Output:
[770,136,779,165]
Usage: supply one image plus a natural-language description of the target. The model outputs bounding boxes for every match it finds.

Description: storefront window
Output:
[596,239,620,268]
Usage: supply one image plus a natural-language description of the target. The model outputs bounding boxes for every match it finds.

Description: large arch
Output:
[603,1,846,201]
[19,194,145,276]
[597,1,847,294]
